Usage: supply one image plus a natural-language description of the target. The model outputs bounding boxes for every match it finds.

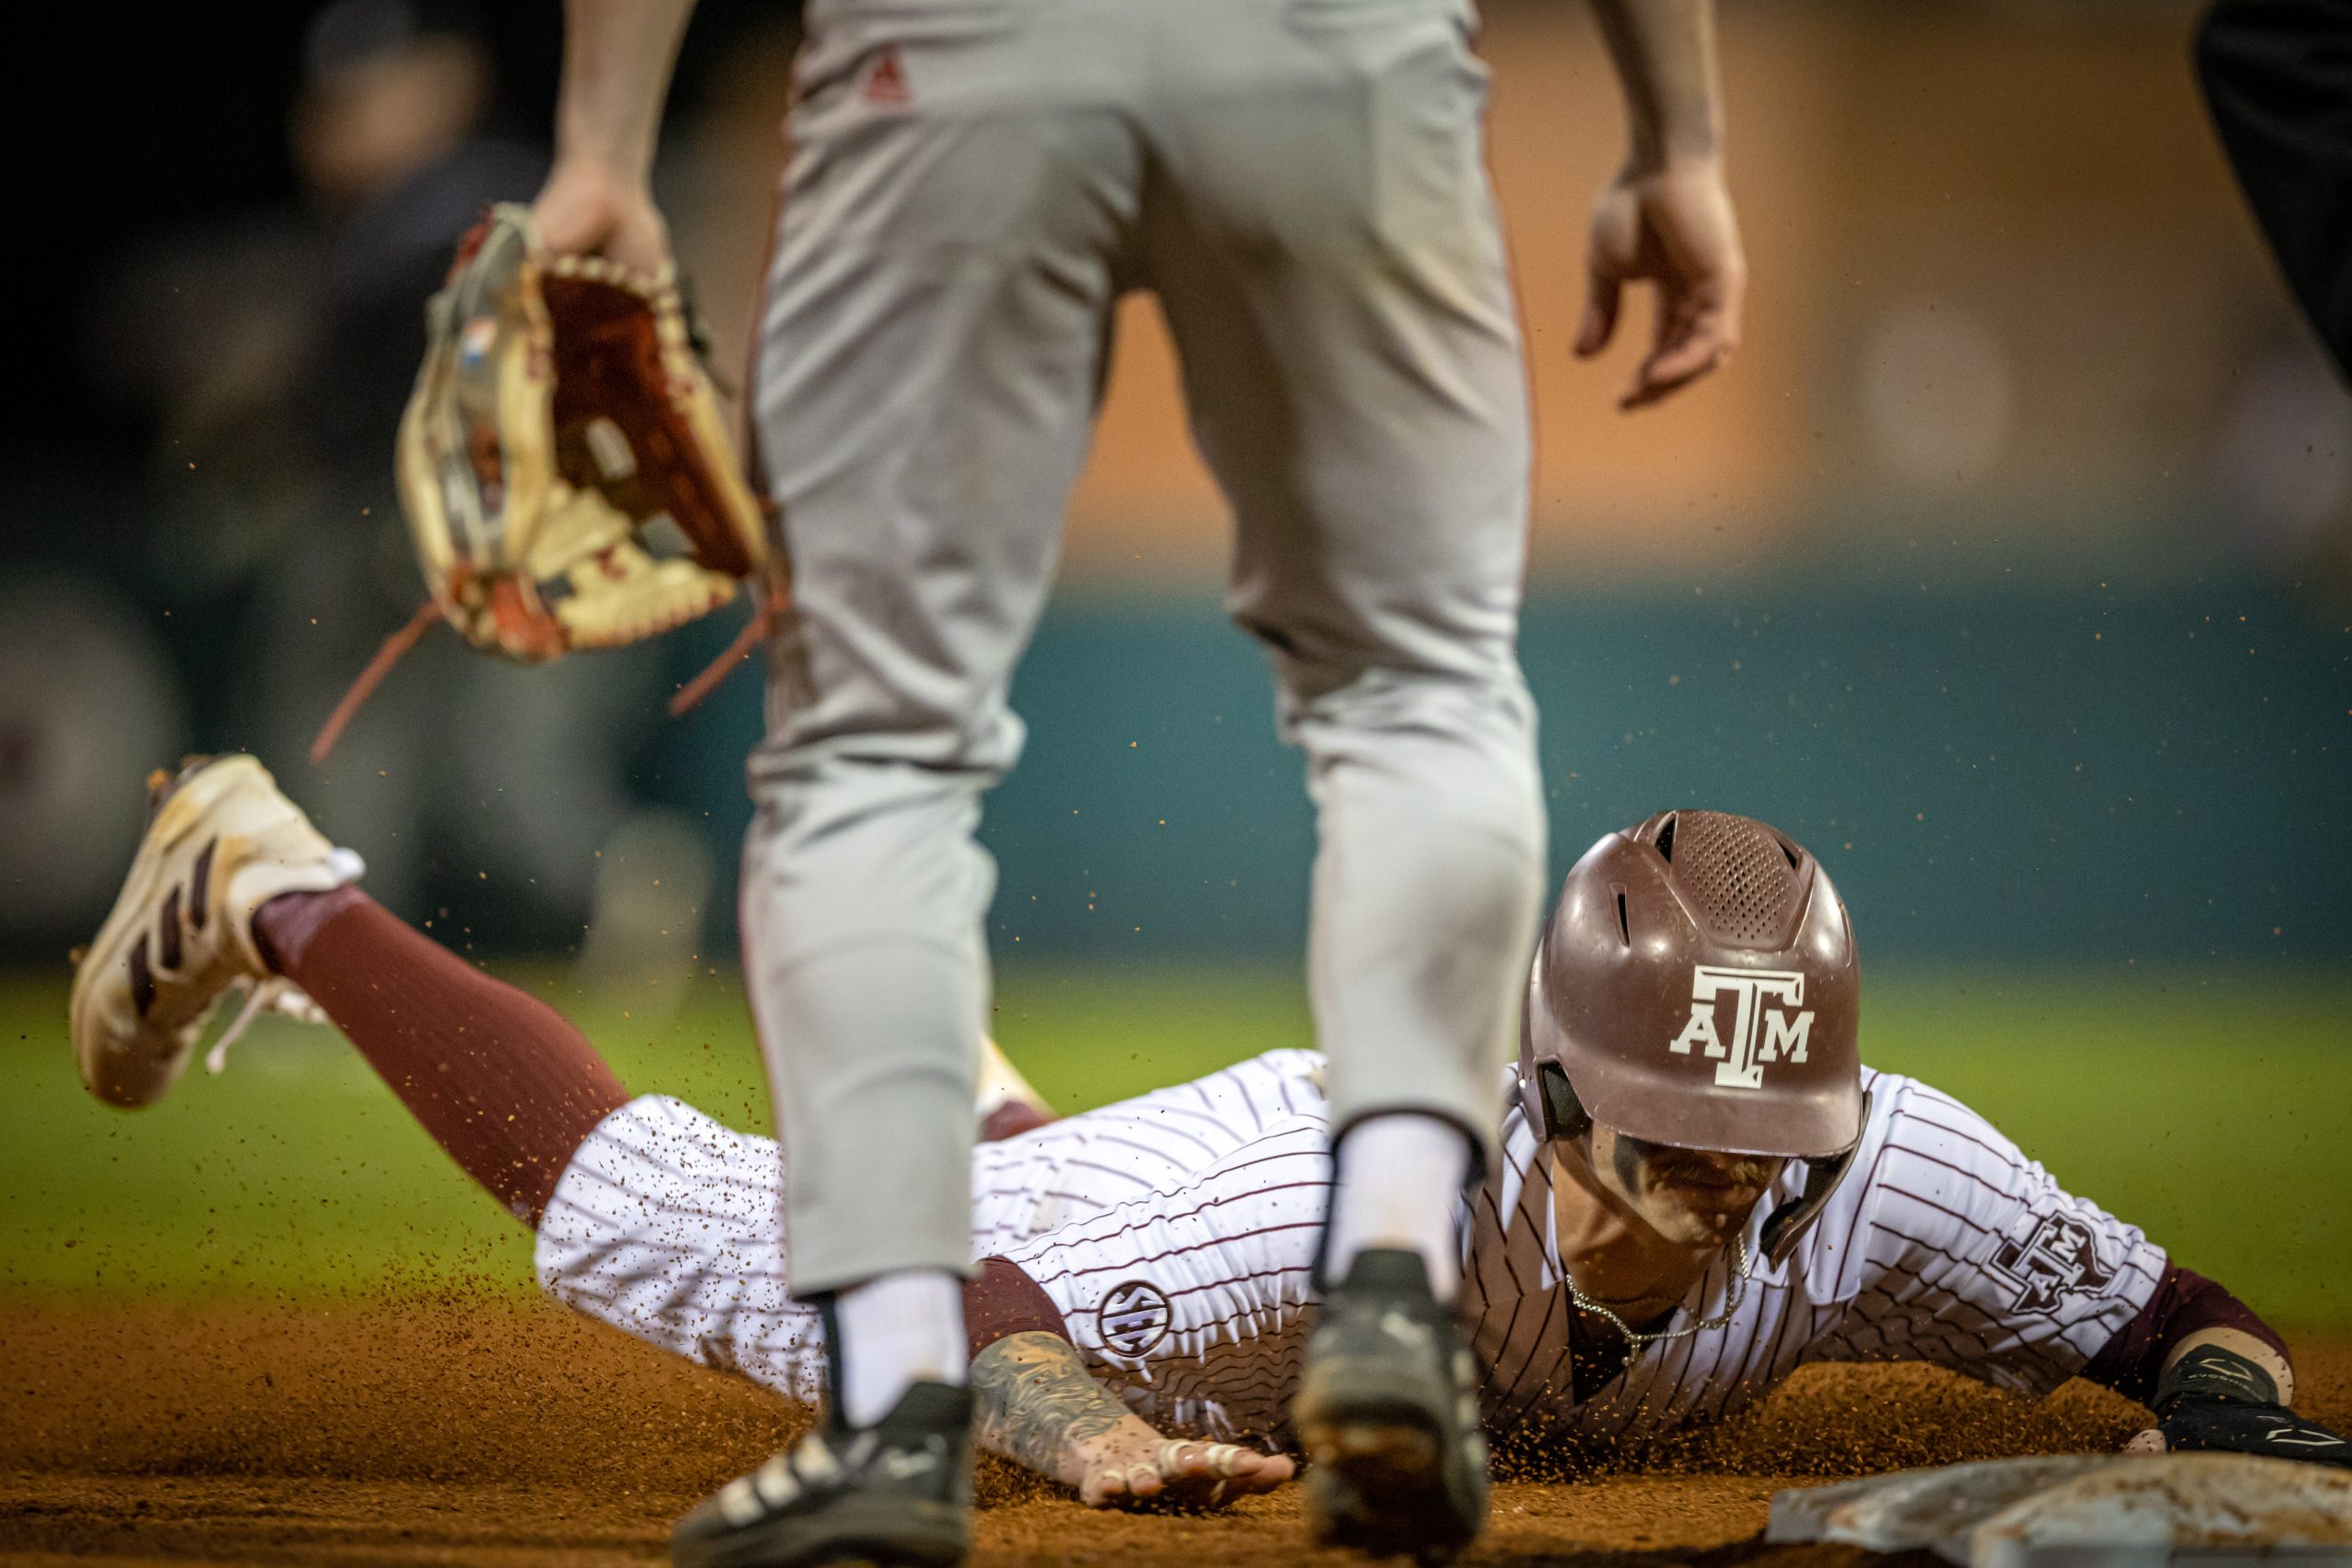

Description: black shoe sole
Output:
[1300,1382,1481,1563]
[671,1495,967,1568]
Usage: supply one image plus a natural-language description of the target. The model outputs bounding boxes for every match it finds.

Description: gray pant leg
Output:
[1147,0,1544,1158]
[746,18,1140,1293]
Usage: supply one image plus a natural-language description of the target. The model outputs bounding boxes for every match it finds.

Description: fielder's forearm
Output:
[968,1330,1140,1487]
[1589,0,1724,172]
[554,0,700,178]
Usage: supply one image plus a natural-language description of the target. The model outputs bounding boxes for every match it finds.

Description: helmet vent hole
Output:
[1669,810,1802,944]
[1781,840,1800,869]
[1655,814,1678,861]
[1614,889,1631,946]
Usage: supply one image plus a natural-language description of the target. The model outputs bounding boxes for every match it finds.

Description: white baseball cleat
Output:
[70,755,362,1108]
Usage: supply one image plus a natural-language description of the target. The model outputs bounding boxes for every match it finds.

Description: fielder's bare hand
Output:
[532,156,673,276]
[1581,0,1746,410]
[1575,158,1747,410]
[529,0,695,276]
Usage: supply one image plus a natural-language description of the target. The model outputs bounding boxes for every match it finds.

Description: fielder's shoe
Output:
[69,755,362,1108]
[672,1381,973,1568]
[1295,1248,1487,1563]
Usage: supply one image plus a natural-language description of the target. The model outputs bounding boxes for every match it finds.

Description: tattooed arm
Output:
[968,1331,1295,1509]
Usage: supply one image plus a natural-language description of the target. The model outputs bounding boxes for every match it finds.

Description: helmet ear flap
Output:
[1758,1088,1873,1268]
[1535,1061,1590,1143]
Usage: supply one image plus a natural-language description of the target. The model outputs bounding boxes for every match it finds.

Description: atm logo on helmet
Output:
[1668,966,1814,1089]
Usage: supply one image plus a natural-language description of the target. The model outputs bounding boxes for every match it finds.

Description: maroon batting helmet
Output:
[1517,810,1867,1257]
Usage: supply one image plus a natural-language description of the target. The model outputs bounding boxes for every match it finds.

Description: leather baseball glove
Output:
[312,204,772,761]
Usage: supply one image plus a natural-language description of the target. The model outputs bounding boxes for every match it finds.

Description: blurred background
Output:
[2,2,2347,1319]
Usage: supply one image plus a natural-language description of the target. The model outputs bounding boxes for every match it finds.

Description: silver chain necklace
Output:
[1563,1233,1752,1354]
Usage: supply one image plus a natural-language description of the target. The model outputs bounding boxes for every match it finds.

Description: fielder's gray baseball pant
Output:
[744,0,1545,1293]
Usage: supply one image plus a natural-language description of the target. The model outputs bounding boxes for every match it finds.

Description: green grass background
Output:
[3,964,2346,1326]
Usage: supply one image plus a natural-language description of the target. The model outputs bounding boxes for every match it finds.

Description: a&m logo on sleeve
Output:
[1668,966,1815,1089]
[1987,1213,2114,1312]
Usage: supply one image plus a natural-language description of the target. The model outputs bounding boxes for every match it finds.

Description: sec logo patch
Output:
[1099,1280,1172,1358]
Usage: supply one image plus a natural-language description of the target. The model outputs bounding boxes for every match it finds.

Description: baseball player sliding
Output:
[519,0,1749,1559]
[71,764,2350,1547]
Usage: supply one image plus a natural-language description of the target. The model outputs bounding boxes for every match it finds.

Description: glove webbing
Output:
[665,581,777,718]
[308,585,771,766]
[309,602,443,765]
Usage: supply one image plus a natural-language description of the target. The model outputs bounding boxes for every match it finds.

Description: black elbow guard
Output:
[2152,1343,2279,1413]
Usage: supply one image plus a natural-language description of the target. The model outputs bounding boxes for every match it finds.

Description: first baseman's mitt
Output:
[312,204,772,761]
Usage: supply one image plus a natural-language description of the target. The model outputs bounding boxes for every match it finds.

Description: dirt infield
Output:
[1,1299,2344,1566]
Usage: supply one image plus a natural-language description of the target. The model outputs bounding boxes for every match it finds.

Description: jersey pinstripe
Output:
[535,1050,1335,1430]
[535,1053,2163,1446]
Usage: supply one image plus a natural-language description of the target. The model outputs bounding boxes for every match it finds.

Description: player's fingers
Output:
[532,165,671,276]
[1622,305,1736,411]
[1221,1450,1295,1495]
[1166,1440,1238,1483]
[1575,274,1623,359]
[2123,1428,2169,1455]
[532,195,614,260]
[1621,342,1724,411]
[1083,1444,1275,1510]
[1710,254,1749,354]
[607,208,675,279]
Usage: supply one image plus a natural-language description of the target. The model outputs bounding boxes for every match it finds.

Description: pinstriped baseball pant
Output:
[741,0,1544,1292]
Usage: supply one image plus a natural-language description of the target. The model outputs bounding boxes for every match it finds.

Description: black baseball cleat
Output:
[671,1381,973,1568]
[1295,1248,1487,1563]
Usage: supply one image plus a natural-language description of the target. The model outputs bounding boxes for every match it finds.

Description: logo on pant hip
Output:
[1668,966,1814,1089]
[863,46,910,106]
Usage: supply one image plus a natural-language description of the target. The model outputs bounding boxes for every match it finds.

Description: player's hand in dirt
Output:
[1066,1426,1295,1511]
[971,1329,1294,1510]
[531,156,673,276]
[2125,1398,2352,1468]
[1575,157,1747,411]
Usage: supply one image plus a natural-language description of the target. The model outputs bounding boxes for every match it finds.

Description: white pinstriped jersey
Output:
[1463,1066,2165,1448]
[535,1052,2164,1446]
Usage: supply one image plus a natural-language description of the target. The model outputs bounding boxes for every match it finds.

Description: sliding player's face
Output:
[1589,1125,1784,1247]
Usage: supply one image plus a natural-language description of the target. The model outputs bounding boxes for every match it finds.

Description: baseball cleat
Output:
[1295,1247,1488,1563]
[69,754,362,1108]
[671,1380,973,1568]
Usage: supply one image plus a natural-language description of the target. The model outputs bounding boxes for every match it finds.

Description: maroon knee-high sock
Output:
[253,886,631,1226]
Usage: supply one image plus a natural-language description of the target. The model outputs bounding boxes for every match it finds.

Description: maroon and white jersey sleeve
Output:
[1806,1070,2166,1395]
[988,1052,1336,1444]
[536,1050,1335,1432]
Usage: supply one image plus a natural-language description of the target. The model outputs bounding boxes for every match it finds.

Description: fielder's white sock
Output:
[1325,1112,1473,1302]
[834,1269,968,1427]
